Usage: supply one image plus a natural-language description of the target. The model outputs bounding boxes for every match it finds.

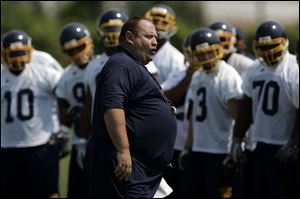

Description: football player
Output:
[145,4,185,84]
[160,30,197,198]
[178,27,243,198]
[1,30,62,198]
[31,36,64,141]
[209,21,255,78]
[233,26,256,60]
[55,22,94,198]
[229,20,299,198]
[78,9,129,145]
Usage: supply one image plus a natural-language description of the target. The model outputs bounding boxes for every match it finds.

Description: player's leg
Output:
[30,144,60,198]
[67,145,86,198]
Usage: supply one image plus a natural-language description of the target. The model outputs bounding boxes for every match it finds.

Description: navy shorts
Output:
[1,144,59,198]
[251,142,298,198]
[179,152,227,198]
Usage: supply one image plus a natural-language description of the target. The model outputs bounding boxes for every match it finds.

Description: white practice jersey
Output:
[161,70,189,151]
[227,52,255,78]
[84,53,109,101]
[145,61,159,76]
[227,52,256,150]
[186,61,243,154]
[32,49,63,72]
[243,52,299,145]
[153,41,185,84]
[32,49,63,133]
[291,59,299,109]
[1,62,61,148]
[55,63,88,144]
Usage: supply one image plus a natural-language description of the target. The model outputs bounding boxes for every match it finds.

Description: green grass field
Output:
[59,154,70,198]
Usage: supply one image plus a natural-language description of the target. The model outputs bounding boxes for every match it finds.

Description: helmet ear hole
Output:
[1,29,32,72]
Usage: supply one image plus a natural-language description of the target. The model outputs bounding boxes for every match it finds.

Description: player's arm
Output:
[178,99,194,170]
[185,98,194,149]
[228,98,241,121]
[232,95,252,139]
[185,115,194,149]
[57,97,72,127]
[164,71,193,106]
[276,109,299,164]
[104,108,132,181]
[226,95,252,163]
[294,109,299,145]
[78,86,92,139]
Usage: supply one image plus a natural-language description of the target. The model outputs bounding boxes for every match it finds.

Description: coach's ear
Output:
[125,31,135,45]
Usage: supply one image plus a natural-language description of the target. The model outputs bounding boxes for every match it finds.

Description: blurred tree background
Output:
[1,1,298,67]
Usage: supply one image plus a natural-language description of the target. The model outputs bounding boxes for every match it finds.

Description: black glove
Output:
[48,125,71,159]
[276,138,299,164]
[178,148,192,170]
[68,106,83,137]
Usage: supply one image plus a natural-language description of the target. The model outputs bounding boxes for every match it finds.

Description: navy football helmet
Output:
[182,30,195,67]
[59,22,93,66]
[97,9,128,49]
[252,20,288,66]
[145,4,177,40]
[1,29,32,72]
[189,28,223,73]
[209,21,236,55]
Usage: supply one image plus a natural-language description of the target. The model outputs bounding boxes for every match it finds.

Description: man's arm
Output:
[104,108,132,181]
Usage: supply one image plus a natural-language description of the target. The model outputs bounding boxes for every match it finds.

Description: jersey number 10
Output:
[4,89,34,123]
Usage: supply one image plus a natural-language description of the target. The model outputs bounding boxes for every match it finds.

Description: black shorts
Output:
[1,144,59,198]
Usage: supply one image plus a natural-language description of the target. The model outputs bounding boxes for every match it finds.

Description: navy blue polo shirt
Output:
[92,45,177,167]
[90,45,177,197]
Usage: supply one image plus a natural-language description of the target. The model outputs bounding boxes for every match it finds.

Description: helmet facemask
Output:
[145,7,177,40]
[215,30,236,55]
[2,42,32,72]
[253,36,287,67]
[62,36,93,66]
[98,20,124,48]
[190,43,223,73]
